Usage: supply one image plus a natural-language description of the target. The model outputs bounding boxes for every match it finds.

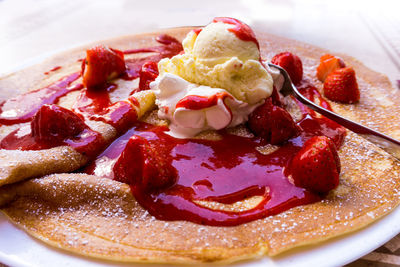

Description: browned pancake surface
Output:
[0,28,400,263]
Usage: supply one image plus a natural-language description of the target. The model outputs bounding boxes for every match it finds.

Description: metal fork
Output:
[268,63,400,160]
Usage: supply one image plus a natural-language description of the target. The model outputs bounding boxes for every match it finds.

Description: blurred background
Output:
[0,0,399,266]
[0,0,399,86]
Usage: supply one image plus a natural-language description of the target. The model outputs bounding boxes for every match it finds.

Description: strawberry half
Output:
[82,45,126,89]
[316,54,346,82]
[323,67,360,103]
[31,104,86,144]
[288,136,340,194]
[271,52,303,85]
[138,61,159,91]
[248,98,298,144]
[113,135,177,191]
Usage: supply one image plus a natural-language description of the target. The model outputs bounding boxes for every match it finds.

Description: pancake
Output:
[0,27,400,263]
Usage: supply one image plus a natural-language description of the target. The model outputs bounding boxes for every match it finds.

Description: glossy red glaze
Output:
[84,126,141,177]
[74,84,138,133]
[88,85,345,226]
[296,83,346,148]
[175,92,231,110]
[72,34,181,130]
[138,61,159,91]
[0,34,179,157]
[0,72,82,125]
[0,32,346,226]
[74,84,115,115]
[44,66,61,75]
[122,34,182,80]
[192,28,202,35]
[1,127,105,158]
[213,17,260,49]
[1,104,105,158]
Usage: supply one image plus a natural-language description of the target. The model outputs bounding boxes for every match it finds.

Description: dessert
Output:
[0,18,399,264]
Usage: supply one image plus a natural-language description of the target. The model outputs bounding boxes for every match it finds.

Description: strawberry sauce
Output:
[213,17,260,49]
[176,92,232,110]
[44,66,62,75]
[0,32,346,226]
[295,83,346,148]
[0,72,82,125]
[73,86,139,133]
[0,34,182,154]
[123,34,182,81]
[0,104,105,158]
[1,126,104,158]
[87,88,345,226]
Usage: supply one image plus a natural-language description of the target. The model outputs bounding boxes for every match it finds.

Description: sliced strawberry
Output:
[271,52,303,85]
[82,45,126,89]
[248,98,298,144]
[113,135,177,191]
[270,86,283,107]
[316,54,346,82]
[90,100,138,133]
[288,136,340,194]
[323,67,360,103]
[31,104,86,144]
[138,61,159,91]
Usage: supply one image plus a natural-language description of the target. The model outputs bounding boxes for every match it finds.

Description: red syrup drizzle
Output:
[122,34,183,81]
[72,34,183,132]
[44,66,62,75]
[0,105,105,158]
[192,28,202,35]
[0,34,182,157]
[0,71,105,157]
[213,17,260,49]
[0,122,104,158]
[0,72,82,125]
[295,82,346,148]
[73,84,139,133]
[86,82,346,226]
[175,92,232,110]
[0,31,345,226]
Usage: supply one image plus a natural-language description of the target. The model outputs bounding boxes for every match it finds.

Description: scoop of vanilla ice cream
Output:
[151,18,278,138]
[158,21,274,105]
[193,22,260,66]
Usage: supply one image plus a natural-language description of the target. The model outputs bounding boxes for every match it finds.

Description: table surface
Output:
[0,0,400,266]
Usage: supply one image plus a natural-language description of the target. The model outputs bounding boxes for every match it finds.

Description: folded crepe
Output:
[0,27,400,263]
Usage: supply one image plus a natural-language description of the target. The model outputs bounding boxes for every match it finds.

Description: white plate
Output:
[1,206,400,267]
[1,45,400,267]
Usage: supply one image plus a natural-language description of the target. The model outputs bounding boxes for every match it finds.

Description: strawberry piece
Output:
[270,86,283,107]
[138,61,159,91]
[288,136,340,194]
[31,104,86,144]
[113,135,177,191]
[271,52,303,85]
[248,98,298,144]
[323,67,360,103]
[82,45,126,89]
[316,54,346,82]
[90,100,138,133]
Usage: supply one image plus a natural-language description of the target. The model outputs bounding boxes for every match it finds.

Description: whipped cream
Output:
[151,73,262,138]
[264,62,285,92]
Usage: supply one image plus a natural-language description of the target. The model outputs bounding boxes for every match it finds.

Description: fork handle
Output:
[293,89,400,159]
